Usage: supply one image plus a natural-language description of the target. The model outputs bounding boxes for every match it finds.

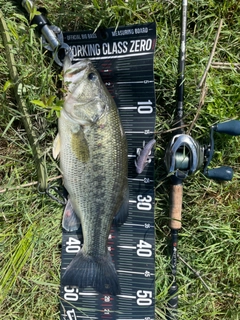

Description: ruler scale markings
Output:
[119,107,138,110]
[117,245,137,249]
[123,223,154,228]
[116,319,154,320]
[116,81,154,84]
[117,270,154,276]
[128,178,154,182]
[117,295,137,299]
[125,131,154,134]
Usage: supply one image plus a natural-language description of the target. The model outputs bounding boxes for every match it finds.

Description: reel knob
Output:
[205,166,233,181]
[204,120,240,181]
[213,120,240,136]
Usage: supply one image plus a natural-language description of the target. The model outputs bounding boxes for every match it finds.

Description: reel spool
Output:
[164,134,204,179]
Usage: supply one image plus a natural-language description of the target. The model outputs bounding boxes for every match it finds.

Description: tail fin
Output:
[62,251,120,295]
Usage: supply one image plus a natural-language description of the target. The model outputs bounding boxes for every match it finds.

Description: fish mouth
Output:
[64,59,92,78]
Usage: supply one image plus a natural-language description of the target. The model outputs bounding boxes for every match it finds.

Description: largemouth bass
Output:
[53,58,128,295]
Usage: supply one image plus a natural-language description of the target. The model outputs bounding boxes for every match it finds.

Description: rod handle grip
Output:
[214,120,240,136]
[169,184,183,229]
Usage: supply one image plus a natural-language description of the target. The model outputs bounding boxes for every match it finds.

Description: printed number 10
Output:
[137,100,153,114]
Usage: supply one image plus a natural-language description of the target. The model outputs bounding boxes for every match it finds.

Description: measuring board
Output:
[60,22,156,320]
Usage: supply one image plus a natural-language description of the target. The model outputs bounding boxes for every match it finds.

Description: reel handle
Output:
[205,166,233,181]
[213,120,240,136]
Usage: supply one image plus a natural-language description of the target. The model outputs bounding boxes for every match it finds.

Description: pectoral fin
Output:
[113,180,129,226]
[62,198,81,232]
[71,127,90,162]
[53,133,61,159]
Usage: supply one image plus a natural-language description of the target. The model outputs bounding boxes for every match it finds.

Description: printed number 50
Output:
[64,287,78,302]
[137,290,152,306]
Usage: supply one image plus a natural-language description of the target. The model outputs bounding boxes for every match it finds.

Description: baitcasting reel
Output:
[165,120,240,181]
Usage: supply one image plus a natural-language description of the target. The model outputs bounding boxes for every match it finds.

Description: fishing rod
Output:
[165,1,188,318]
[164,1,240,319]
[15,0,73,66]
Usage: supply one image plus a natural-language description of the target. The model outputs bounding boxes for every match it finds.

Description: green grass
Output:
[1,0,240,319]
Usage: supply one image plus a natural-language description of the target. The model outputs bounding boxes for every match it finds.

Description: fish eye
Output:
[88,73,97,81]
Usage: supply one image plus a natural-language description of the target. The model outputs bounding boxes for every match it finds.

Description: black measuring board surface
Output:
[60,23,156,320]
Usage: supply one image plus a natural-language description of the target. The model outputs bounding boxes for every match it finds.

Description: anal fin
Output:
[62,198,81,232]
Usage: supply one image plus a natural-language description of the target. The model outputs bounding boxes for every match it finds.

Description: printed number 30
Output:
[137,195,152,211]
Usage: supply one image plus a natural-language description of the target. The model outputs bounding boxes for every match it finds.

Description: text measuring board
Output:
[60,23,156,320]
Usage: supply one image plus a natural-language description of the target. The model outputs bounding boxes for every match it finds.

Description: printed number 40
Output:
[137,240,152,257]
[66,237,81,253]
